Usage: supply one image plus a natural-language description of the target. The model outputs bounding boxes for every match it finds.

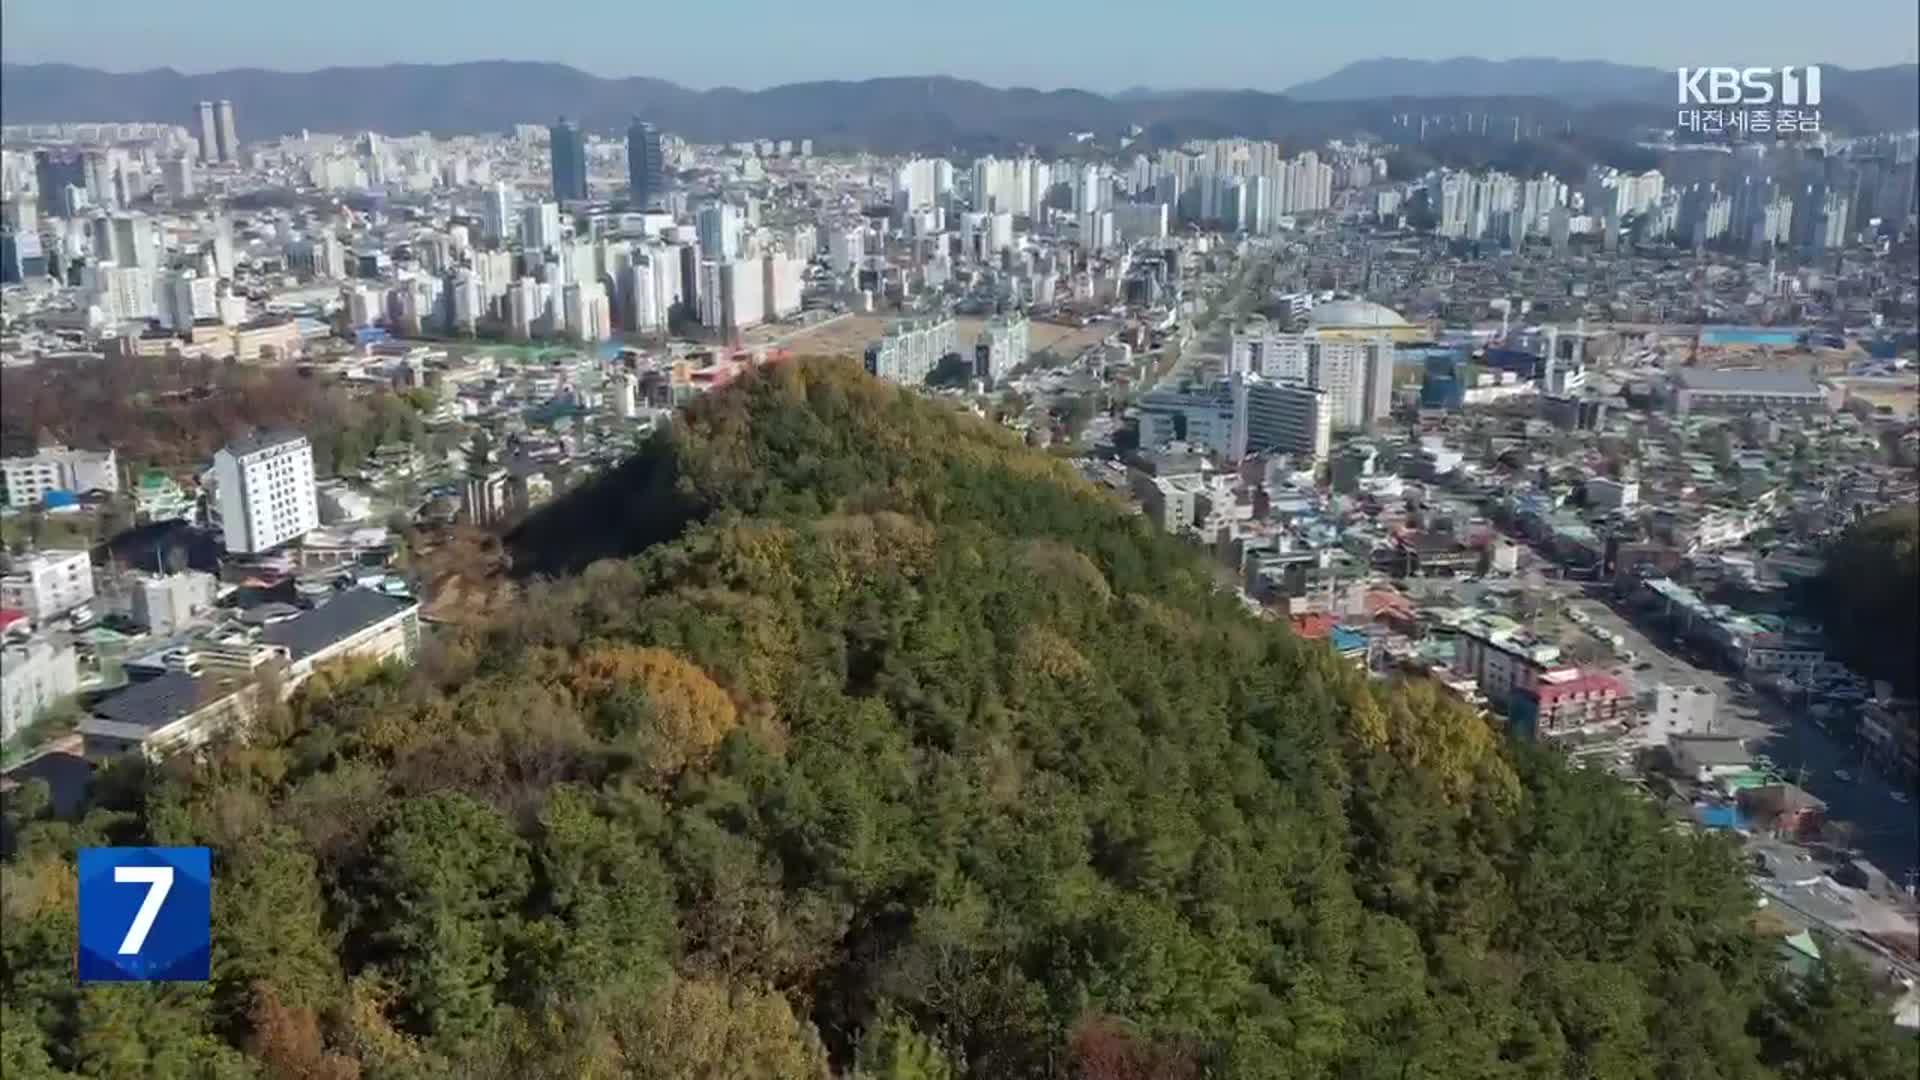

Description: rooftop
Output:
[259,588,415,661]
[223,429,308,458]
[1674,368,1824,395]
[88,670,244,733]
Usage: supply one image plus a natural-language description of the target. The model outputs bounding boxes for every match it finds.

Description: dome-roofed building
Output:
[1306,299,1423,342]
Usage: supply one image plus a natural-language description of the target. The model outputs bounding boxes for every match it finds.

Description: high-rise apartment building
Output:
[482,182,516,244]
[521,201,563,252]
[626,119,665,208]
[718,260,764,333]
[762,253,804,320]
[697,202,743,262]
[212,431,318,555]
[549,118,588,202]
[866,317,958,385]
[215,100,239,163]
[195,102,219,163]
[975,313,1030,384]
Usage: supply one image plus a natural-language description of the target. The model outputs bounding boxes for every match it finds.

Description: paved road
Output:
[1569,588,1920,890]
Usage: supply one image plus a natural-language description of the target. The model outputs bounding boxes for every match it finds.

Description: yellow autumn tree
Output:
[618,975,828,1080]
[568,645,739,778]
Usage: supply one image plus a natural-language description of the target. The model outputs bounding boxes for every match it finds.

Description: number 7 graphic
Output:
[113,866,174,955]
[78,847,211,982]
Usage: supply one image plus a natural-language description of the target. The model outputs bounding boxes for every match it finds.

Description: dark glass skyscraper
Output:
[626,118,665,209]
[549,117,588,202]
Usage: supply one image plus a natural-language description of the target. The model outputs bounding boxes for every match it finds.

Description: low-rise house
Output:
[1670,734,1753,783]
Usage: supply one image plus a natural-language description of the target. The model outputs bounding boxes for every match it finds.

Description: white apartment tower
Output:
[212,431,318,555]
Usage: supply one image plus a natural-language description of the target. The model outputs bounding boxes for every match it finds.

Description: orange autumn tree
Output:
[566,645,739,778]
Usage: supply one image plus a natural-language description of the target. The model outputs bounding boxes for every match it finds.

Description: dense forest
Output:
[3,358,1913,1078]
[0,355,433,477]
[1810,505,1920,697]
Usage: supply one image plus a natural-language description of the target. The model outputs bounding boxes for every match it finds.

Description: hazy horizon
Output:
[3,0,1916,93]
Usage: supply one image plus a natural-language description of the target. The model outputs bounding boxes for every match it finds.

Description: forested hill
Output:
[3,358,1912,1077]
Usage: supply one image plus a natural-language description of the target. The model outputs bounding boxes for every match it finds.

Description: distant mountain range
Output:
[0,57,1912,151]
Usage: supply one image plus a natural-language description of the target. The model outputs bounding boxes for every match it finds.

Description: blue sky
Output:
[4,0,1916,90]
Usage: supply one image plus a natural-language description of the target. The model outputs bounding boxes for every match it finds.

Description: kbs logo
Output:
[1676,67,1822,106]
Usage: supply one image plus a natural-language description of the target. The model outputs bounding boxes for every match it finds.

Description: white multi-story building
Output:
[762,252,804,320]
[1,445,118,506]
[162,269,217,330]
[563,281,612,342]
[212,431,318,555]
[1,636,79,742]
[0,550,96,621]
[718,259,764,332]
[1228,328,1395,429]
[866,316,958,385]
[623,256,665,332]
[342,283,383,329]
[93,263,155,323]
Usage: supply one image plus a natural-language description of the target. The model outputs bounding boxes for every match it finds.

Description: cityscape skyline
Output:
[3,0,1917,92]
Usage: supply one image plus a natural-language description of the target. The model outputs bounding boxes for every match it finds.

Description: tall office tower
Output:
[549,118,588,201]
[625,119,665,208]
[196,102,219,163]
[521,201,563,252]
[215,101,239,163]
[697,202,743,262]
[213,431,318,555]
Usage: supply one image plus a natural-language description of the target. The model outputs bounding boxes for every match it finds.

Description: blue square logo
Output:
[77,847,211,982]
